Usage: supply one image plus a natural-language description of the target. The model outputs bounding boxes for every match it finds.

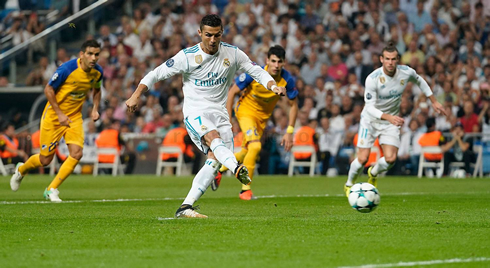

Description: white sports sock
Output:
[346,158,363,186]
[182,159,220,206]
[210,138,238,172]
[371,157,393,176]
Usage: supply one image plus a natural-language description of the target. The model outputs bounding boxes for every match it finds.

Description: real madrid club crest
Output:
[380,77,385,84]
[400,79,405,85]
[201,125,207,131]
[195,55,203,64]
[223,58,230,67]
[360,140,364,145]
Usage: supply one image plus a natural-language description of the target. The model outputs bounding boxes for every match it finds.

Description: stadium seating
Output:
[418,146,444,178]
[0,160,15,176]
[156,146,183,176]
[288,145,317,177]
[448,144,483,178]
[93,148,125,176]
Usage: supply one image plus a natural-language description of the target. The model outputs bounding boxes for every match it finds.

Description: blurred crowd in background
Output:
[1,0,490,175]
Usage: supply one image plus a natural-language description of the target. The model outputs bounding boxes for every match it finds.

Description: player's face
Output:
[198,25,223,55]
[80,47,101,70]
[266,55,285,76]
[380,51,398,76]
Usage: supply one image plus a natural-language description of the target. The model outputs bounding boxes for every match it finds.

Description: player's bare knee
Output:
[203,130,220,146]
[385,155,397,164]
[358,156,369,166]
[207,150,217,160]
[70,150,83,160]
[39,154,54,166]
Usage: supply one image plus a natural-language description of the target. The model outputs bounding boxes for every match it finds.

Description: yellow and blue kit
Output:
[40,58,103,156]
[234,65,297,143]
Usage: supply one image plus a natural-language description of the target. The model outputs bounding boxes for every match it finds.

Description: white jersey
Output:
[140,42,274,118]
[362,65,433,123]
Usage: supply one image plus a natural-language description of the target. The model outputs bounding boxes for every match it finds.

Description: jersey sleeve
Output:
[283,70,298,100]
[48,65,70,91]
[407,66,433,98]
[94,65,103,89]
[235,73,254,90]
[139,50,187,89]
[363,76,383,119]
[236,48,274,90]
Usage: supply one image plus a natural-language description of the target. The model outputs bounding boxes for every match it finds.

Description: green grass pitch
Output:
[1,174,489,268]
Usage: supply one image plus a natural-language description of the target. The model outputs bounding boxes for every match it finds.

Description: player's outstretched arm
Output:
[428,95,446,116]
[267,81,286,96]
[226,84,241,120]
[281,98,298,151]
[92,87,101,121]
[44,84,71,127]
[126,84,148,113]
[381,113,405,127]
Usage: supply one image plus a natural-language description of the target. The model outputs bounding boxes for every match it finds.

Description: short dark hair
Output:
[426,117,436,129]
[81,40,101,52]
[200,14,222,31]
[381,41,400,58]
[268,45,286,60]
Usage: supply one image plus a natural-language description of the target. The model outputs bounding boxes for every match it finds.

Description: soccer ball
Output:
[348,183,380,213]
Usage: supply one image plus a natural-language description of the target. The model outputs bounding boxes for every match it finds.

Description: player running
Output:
[125,14,286,218]
[212,45,298,200]
[344,42,446,196]
[10,40,103,202]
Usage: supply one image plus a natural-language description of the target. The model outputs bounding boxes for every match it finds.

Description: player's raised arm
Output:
[126,51,186,113]
[235,49,285,96]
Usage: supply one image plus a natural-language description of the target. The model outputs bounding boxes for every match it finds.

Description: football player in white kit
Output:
[344,42,446,196]
[125,14,286,218]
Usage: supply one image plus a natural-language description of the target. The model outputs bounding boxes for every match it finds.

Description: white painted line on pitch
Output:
[0,192,479,205]
[338,257,490,268]
[157,217,178,221]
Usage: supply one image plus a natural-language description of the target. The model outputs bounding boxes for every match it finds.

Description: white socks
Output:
[210,138,238,172]
[371,157,393,176]
[346,158,363,186]
[182,159,220,206]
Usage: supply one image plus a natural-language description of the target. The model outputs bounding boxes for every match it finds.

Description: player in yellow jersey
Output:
[10,40,103,202]
[212,45,299,200]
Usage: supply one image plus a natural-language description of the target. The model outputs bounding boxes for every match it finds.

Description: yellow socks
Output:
[219,147,248,173]
[19,154,42,175]
[47,156,79,190]
[241,142,261,191]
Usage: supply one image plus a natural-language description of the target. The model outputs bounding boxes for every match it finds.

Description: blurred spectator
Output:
[443,122,476,176]
[396,119,423,175]
[0,122,28,165]
[460,100,479,133]
[97,25,118,47]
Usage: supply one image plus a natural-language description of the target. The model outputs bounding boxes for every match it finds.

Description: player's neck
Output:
[79,59,92,72]
[382,67,396,77]
[199,43,218,55]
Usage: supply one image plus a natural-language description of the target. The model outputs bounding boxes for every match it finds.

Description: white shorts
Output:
[357,117,400,148]
[184,110,234,154]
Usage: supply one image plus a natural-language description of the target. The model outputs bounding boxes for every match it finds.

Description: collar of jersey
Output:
[199,43,220,57]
